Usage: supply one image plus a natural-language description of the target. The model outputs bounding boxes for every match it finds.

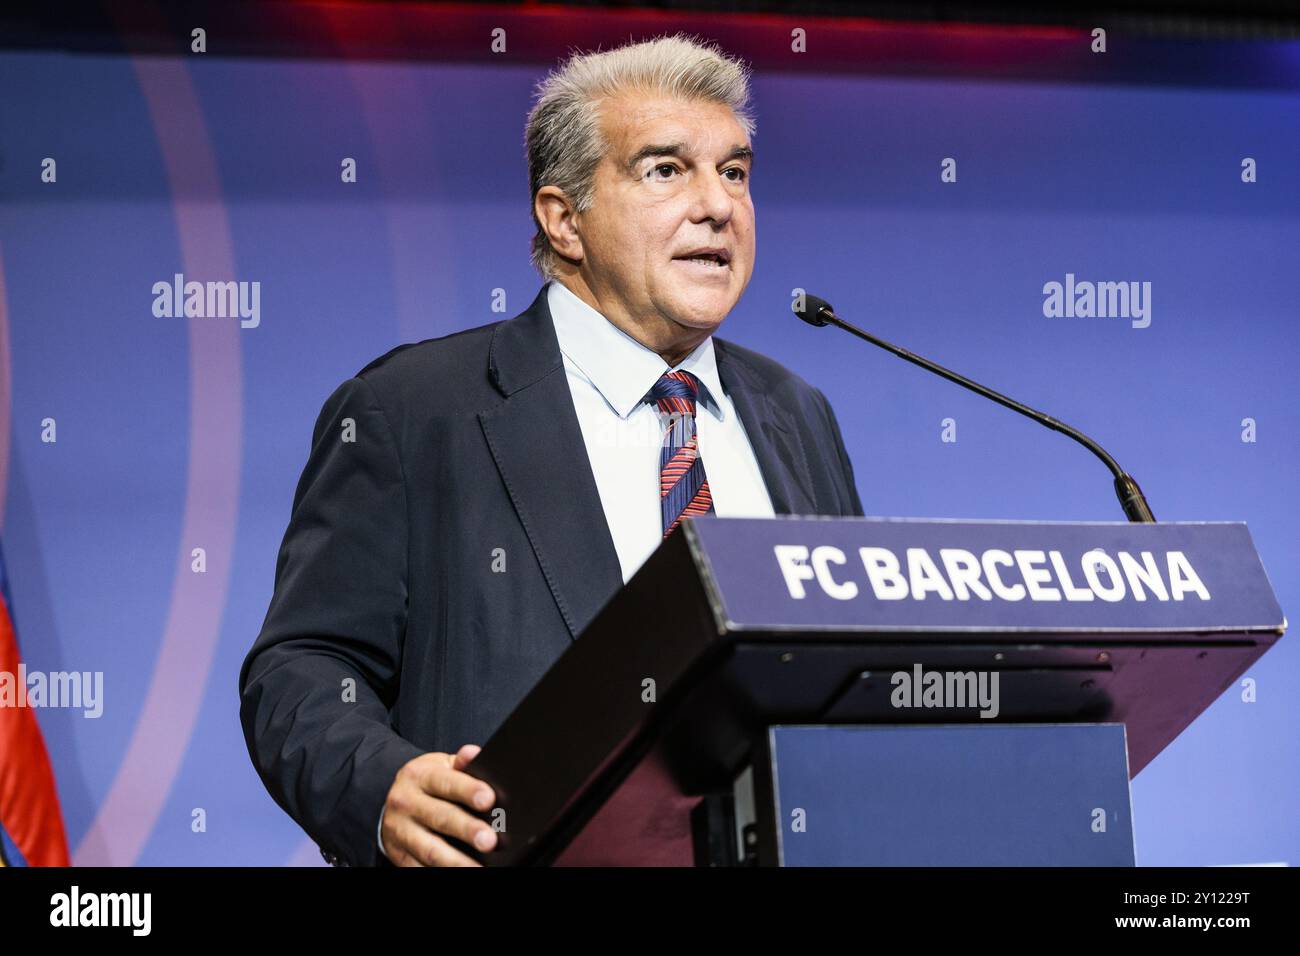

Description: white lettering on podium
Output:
[859,547,909,600]
[907,548,954,600]
[1015,550,1061,601]
[1049,550,1094,600]
[982,550,1025,601]
[774,545,814,599]
[1083,550,1126,602]
[1118,551,1169,601]
[811,546,858,600]
[1169,551,1211,600]
[939,549,992,600]
[772,544,1212,603]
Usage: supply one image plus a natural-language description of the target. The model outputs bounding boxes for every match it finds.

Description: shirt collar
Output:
[547,279,725,421]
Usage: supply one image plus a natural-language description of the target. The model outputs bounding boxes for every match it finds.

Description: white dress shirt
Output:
[546,278,775,582]
[378,279,775,861]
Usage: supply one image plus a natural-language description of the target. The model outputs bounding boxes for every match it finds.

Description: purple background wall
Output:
[1,23,1297,865]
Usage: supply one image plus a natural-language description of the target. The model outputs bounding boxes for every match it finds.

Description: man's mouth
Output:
[672,249,731,269]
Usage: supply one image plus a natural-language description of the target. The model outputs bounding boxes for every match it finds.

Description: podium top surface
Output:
[685,516,1285,636]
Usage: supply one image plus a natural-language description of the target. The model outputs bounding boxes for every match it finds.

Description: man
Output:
[239,33,863,868]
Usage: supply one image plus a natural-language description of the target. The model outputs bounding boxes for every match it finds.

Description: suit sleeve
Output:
[814,387,865,517]
[239,375,424,868]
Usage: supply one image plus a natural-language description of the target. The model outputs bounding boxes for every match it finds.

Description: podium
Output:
[465,517,1285,866]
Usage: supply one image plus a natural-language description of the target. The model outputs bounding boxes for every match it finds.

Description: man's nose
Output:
[690,168,735,224]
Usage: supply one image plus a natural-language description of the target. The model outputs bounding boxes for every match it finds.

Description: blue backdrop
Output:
[1,23,1296,866]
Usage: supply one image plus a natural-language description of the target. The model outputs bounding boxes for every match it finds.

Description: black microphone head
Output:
[792,293,835,327]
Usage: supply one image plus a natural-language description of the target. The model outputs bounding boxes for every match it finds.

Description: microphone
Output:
[793,292,1156,523]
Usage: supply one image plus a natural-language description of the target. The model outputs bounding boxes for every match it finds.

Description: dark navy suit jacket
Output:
[238,284,864,867]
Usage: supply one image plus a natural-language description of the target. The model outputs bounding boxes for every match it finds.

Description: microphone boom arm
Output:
[804,300,1156,523]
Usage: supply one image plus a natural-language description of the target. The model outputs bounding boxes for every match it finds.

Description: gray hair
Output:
[524,33,756,280]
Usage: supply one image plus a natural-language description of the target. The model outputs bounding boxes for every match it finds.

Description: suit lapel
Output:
[478,286,624,641]
[478,290,822,641]
[714,338,820,517]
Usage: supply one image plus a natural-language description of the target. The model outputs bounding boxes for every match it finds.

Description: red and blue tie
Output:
[644,370,715,537]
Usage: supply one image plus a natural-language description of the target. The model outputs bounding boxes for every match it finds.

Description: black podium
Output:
[464,516,1285,866]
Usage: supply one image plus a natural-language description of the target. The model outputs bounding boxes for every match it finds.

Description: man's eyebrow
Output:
[624,142,686,172]
[624,142,754,172]
[725,145,754,166]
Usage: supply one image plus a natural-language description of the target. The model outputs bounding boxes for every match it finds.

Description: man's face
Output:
[572,92,755,350]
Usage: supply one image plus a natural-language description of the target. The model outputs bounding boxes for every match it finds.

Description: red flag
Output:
[0,543,71,866]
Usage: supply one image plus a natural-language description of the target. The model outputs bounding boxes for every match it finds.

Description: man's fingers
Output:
[383,750,498,866]
[388,816,482,868]
[409,756,494,812]
[453,744,482,769]
[403,792,497,854]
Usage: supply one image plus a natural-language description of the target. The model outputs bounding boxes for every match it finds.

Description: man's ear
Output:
[534,186,584,263]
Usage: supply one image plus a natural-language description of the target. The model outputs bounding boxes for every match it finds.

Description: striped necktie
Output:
[644,369,715,537]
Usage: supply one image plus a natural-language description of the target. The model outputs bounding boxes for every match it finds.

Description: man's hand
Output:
[380,744,498,867]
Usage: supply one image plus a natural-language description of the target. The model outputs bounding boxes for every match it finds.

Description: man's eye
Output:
[650,163,678,179]
[724,166,748,183]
